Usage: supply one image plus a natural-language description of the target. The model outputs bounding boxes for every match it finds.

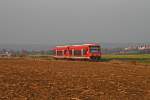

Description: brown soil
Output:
[0,58,150,100]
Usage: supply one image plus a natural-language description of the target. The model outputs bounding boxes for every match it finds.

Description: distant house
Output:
[138,45,150,50]
[0,52,11,57]
[125,44,150,54]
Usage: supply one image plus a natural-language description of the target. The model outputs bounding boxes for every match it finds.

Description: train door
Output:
[82,47,88,57]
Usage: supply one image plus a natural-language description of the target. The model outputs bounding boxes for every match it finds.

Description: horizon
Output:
[0,42,150,51]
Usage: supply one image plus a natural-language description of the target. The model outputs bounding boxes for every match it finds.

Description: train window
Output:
[69,50,72,55]
[74,50,81,56]
[90,46,100,53]
[83,49,87,55]
[64,50,67,54]
[57,51,63,56]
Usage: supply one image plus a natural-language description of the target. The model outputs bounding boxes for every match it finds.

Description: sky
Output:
[0,0,150,45]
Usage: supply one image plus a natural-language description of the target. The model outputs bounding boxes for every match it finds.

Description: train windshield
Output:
[90,46,100,53]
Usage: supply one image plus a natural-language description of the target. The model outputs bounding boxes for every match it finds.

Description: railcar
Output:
[52,43,101,61]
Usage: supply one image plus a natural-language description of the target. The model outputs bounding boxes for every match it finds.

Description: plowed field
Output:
[0,58,150,100]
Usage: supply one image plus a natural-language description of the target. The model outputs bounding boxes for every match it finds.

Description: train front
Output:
[88,45,101,61]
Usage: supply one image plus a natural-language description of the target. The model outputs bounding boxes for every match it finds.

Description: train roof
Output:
[55,43,100,48]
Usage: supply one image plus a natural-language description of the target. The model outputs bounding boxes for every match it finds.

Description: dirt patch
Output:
[0,58,150,100]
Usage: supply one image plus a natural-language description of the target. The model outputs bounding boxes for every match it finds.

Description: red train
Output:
[52,43,101,61]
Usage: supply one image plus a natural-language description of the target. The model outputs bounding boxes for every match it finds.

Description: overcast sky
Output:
[0,0,150,45]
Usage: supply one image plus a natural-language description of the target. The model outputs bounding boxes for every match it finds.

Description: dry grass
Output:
[0,58,150,100]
